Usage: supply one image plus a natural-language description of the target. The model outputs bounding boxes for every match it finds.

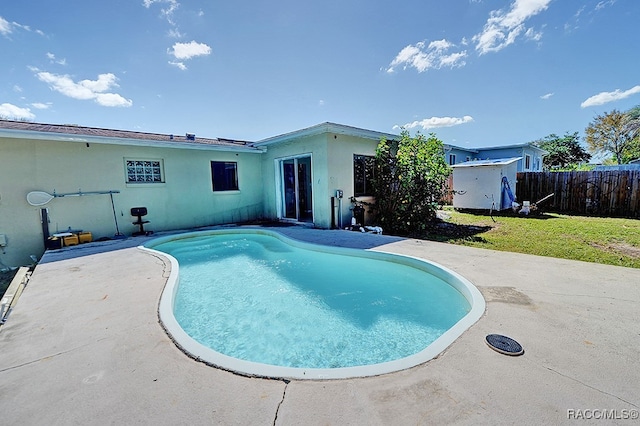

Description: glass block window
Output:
[125,159,164,183]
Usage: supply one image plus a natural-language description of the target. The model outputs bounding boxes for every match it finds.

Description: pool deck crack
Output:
[0,337,109,373]
[530,359,639,408]
[273,379,289,426]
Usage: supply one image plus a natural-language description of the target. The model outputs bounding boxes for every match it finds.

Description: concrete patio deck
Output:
[1,226,639,425]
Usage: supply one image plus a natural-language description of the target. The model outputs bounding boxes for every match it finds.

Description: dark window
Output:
[448,154,456,165]
[525,154,531,170]
[354,154,375,196]
[211,161,239,191]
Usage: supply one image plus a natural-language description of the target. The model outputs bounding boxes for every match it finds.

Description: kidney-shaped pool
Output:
[143,229,485,380]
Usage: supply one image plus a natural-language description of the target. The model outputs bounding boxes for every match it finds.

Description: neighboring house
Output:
[473,143,547,172]
[443,142,546,172]
[0,119,544,266]
[443,144,477,166]
[594,163,640,171]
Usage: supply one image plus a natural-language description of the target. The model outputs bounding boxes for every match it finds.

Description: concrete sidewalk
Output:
[1,227,639,425]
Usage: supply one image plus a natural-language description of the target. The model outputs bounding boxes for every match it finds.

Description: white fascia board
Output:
[451,157,522,168]
[0,128,263,154]
[477,142,548,155]
[254,122,398,147]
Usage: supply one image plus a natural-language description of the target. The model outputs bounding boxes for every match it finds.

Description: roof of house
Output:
[594,163,640,171]
[254,122,399,146]
[475,142,548,154]
[444,144,479,154]
[0,119,261,153]
[450,157,522,168]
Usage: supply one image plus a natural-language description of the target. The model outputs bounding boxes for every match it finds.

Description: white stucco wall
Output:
[452,162,518,210]
[0,136,263,266]
[326,133,379,227]
[260,133,329,226]
[260,131,382,229]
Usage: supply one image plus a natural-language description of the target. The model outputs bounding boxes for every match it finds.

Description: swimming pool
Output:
[143,229,485,380]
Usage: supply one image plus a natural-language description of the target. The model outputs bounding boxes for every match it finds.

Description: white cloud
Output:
[31,102,52,109]
[13,85,23,92]
[524,27,543,42]
[386,39,467,73]
[0,16,12,35]
[47,52,67,65]
[580,85,640,108]
[167,28,183,38]
[0,15,44,37]
[394,115,474,131]
[94,93,133,107]
[595,0,616,11]
[33,70,133,107]
[169,61,187,70]
[473,0,551,55]
[143,0,180,25]
[169,40,211,60]
[0,103,35,120]
[540,92,554,100]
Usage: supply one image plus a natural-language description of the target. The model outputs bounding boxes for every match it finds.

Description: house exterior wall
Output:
[475,146,544,172]
[259,131,382,229]
[0,136,263,266]
[443,147,476,165]
[326,132,380,227]
[260,133,329,226]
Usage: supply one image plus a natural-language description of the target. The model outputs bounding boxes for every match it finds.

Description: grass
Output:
[425,209,640,269]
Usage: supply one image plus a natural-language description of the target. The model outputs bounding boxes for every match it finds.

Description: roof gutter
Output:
[0,128,264,154]
[254,122,398,147]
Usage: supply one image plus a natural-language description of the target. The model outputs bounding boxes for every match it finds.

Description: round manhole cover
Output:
[485,334,524,356]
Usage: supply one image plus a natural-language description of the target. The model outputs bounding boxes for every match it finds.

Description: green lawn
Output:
[429,209,640,269]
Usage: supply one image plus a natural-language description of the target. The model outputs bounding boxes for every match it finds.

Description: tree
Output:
[621,105,640,163]
[585,108,640,164]
[371,130,450,236]
[534,132,591,170]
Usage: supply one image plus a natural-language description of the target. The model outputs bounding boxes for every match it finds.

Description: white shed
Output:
[450,157,521,210]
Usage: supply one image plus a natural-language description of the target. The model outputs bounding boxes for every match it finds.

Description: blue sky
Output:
[1,0,639,148]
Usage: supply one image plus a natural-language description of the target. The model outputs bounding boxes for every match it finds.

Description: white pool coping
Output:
[141,228,486,380]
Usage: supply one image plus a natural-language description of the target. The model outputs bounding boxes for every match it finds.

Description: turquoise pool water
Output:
[149,231,472,374]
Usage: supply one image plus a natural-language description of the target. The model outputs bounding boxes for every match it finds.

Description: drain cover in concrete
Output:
[485,334,524,356]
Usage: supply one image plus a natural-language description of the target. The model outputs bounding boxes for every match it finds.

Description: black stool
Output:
[131,207,152,236]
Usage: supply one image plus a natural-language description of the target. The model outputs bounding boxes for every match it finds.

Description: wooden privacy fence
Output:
[517,171,640,218]
[441,174,454,205]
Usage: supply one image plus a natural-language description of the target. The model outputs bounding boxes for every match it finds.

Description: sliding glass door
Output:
[279,156,312,222]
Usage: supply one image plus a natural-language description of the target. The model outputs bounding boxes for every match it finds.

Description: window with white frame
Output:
[125,159,164,183]
[448,154,456,165]
[525,154,531,170]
